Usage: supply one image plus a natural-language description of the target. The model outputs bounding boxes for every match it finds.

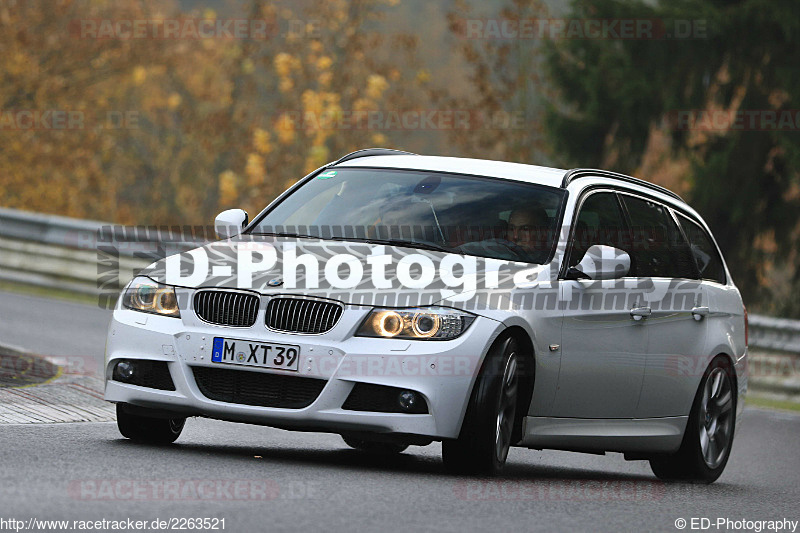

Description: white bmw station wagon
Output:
[105,149,747,482]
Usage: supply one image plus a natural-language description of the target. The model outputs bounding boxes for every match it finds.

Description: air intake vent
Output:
[112,360,176,391]
[194,290,259,327]
[342,383,428,414]
[191,366,326,408]
[265,298,343,334]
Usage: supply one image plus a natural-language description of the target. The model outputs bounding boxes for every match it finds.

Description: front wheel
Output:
[116,404,186,444]
[650,356,736,483]
[442,335,520,475]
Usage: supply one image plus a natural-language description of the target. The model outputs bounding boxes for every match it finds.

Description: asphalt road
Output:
[1,290,798,532]
[0,291,110,363]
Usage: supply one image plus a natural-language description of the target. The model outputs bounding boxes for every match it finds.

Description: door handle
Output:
[691,306,709,321]
[630,307,652,321]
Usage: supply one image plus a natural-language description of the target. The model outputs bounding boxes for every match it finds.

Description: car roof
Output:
[332,151,693,212]
[334,154,568,188]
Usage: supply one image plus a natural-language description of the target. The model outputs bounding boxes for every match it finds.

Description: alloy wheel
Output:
[698,367,734,469]
[495,350,519,464]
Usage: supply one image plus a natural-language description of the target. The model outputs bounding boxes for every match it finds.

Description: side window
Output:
[677,214,727,284]
[620,195,696,279]
[568,192,629,268]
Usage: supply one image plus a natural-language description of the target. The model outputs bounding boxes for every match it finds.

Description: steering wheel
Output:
[459,238,529,261]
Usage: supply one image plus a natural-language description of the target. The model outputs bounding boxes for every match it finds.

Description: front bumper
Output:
[104,305,501,440]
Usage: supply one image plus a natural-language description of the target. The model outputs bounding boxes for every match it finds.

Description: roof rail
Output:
[332,148,417,165]
[562,168,684,202]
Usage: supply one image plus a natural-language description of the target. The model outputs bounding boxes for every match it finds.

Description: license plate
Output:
[211,337,300,371]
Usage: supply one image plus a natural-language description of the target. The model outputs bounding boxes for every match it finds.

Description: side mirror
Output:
[568,244,630,280]
[215,209,249,239]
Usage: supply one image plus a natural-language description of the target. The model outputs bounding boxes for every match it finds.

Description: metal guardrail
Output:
[748,315,800,354]
[0,206,199,296]
[1,206,799,355]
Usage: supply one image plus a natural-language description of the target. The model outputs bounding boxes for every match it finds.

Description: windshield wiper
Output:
[355,238,455,253]
[249,232,322,240]
[249,233,455,253]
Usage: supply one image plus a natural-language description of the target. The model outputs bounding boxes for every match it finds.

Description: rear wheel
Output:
[342,436,408,454]
[442,335,520,475]
[116,404,186,444]
[650,356,736,483]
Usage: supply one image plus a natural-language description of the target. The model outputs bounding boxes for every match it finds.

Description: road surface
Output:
[0,291,797,532]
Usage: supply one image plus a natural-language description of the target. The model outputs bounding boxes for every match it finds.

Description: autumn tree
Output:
[0,0,426,227]
[432,0,556,164]
[225,0,425,218]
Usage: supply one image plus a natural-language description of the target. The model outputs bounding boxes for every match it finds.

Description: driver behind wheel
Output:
[507,207,549,254]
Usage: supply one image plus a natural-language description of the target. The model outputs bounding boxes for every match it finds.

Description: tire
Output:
[342,436,408,454]
[650,356,736,484]
[116,404,186,444]
[442,335,520,475]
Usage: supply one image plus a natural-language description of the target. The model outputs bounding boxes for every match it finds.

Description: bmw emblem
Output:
[267,278,283,287]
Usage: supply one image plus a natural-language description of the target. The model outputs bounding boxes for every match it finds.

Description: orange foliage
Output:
[0,0,422,225]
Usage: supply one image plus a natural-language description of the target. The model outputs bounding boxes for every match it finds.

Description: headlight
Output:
[356,307,475,340]
[122,276,180,318]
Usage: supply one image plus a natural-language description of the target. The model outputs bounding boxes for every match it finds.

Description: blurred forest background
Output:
[0,0,798,317]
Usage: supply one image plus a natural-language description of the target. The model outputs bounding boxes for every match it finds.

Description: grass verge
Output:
[746,394,800,414]
[0,280,101,306]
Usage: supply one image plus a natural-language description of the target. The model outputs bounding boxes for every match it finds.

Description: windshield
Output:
[248,168,566,264]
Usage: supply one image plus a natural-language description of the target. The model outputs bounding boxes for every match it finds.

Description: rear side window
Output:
[620,195,696,279]
[677,214,727,284]
[568,192,629,267]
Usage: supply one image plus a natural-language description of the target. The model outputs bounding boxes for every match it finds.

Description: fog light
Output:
[397,390,420,412]
[113,360,135,382]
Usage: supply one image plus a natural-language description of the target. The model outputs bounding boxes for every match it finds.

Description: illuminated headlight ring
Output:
[356,307,475,340]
